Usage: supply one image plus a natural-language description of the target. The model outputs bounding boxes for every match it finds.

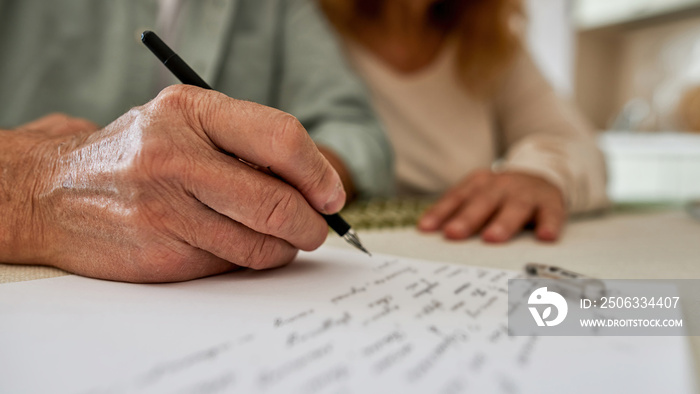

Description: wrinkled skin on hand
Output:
[0,86,346,282]
[418,169,566,243]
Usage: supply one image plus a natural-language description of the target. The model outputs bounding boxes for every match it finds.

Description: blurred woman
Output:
[320,0,608,242]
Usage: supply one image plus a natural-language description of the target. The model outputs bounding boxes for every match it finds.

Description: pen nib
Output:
[343,229,372,256]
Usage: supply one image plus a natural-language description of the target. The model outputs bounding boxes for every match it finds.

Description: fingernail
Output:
[322,181,345,214]
[486,224,505,240]
[538,227,557,241]
[445,222,469,237]
[419,216,438,230]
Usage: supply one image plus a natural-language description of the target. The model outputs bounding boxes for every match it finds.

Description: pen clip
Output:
[525,262,606,300]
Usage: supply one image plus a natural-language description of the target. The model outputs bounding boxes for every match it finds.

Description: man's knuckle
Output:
[154,85,198,114]
[156,85,185,104]
[120,105,196,184]
[280,113,305,137]
[271,114,306,157]
[260,189,297,234]
[245,235,279,270]
[301,161,331,197]
[137,137,181,183]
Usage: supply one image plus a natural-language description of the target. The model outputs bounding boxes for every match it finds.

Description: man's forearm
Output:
[0,129,55,264]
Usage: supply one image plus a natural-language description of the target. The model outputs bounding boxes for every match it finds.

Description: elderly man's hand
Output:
[417,169,566,243]
[0,85,345,282]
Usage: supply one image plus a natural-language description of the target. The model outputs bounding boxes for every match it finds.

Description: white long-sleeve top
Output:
[345,40,609,213]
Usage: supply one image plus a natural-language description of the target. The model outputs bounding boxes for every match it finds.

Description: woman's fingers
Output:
[534,201,566,242]
[482,198,536,243]
[417,170,567,243]
[418,193,466,232]
[418,179,481,232]
[443,192,503,240]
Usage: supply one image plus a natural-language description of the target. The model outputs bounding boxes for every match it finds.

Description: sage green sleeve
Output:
[276,0,395,198]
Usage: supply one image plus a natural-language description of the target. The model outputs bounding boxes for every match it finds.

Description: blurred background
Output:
[526,0,700,204]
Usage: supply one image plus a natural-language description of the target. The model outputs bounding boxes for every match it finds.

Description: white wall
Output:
[525,0,576,98]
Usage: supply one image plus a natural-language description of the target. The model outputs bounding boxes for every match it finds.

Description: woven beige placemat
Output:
[0,264,69,284]
[339,197,433,230]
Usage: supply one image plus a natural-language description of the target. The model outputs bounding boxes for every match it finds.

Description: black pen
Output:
[141,30,371,256]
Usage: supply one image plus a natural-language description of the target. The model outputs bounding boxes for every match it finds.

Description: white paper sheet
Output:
[0,247,695,393]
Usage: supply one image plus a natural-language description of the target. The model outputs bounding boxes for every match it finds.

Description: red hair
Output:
[320,0,524,94]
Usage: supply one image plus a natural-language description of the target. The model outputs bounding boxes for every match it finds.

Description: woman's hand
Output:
[418,169,566,243]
